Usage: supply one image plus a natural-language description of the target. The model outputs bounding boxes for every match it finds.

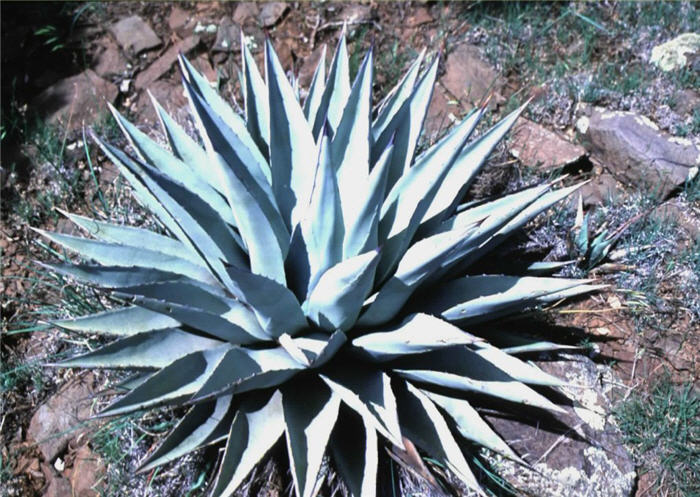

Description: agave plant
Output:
[38,35,600,496]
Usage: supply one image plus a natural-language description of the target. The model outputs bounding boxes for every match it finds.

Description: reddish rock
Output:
[27,376,95,462]
[579,173,621,207]
[32,70,118,127]
[424,85,458,141]
[109,15,161,55]
[275,40,295,72]
[193,54,217,83]
[168,7,189,31]
[135,80,190,126]
[44,474,72,497]
[92,37,127,78]
[259,2,289,28]
[406,6,433,27]
[342,4,374,23]
[68,445,104,497]
[441,44,505,109]
[298,45,327,89]
[233,2,259,25]
[510,118,587,169]
[135,36,199,90]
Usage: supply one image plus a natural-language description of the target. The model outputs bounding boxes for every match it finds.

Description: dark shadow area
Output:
[1,1,84,211]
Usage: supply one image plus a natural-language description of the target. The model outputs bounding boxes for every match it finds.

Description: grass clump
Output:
[615,375,700,497]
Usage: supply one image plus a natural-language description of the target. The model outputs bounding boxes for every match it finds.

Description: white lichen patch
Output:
[634,114,660,131]
[650,33,700,71]
[576,116,590,134]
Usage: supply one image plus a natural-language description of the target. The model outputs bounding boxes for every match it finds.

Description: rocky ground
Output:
[1,2,698,497]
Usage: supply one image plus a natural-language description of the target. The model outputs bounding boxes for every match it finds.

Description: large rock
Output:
[489,356,636,497]
[27,376,95,462]
[109,15,161,55]
[441,44,505,109]
[32,70,118,126]
[577,107,700,199]
[510,118,586,169]
[134,36,199,90]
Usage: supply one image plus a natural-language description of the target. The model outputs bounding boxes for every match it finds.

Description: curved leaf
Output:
[58,210,203,266]
[42,262,183,288]
[108,104,237,227]
[211,391,285,497]
[303,44,327,123]
[301,128,343,293]
[226,265,307,338]
[329,406,378,497]
[183,77,289,283]
[331,48,373,243]
[190,346,302,403]
[352,313,481,361]
[149,93,225,194]
[425,391,520,461]
[311,32,350,138]
[396,382,484,495]
[415,275,593,324]
[59,329,221,369]
[343,139,394,259]
[372,48,425,142]
[304,249,380,332]
[266,38,318,228]
[138,394,235,473]
[242,39,270,157]
[321,367,403,448]
[420,102,528,230]
[34,229,217,285]
[283,378,341,497]
[98,345,230,417]
[53,306,179,336]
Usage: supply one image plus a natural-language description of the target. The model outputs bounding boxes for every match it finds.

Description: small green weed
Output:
[614,375,700,497]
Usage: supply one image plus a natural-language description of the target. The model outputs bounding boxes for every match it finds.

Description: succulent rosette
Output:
[38,34,597,496]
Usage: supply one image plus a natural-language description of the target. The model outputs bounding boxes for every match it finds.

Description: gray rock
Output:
[510,117,587,169]
[441,44,505,109]
[109,15,161,55]
[92,37,127,78]
[578,107,700,199]
[44,474,72,497]
[27,376,95,462]
[488,356,636,497]
[259,2,289,28]
[212,18,239,53]
[32,70,118,126]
